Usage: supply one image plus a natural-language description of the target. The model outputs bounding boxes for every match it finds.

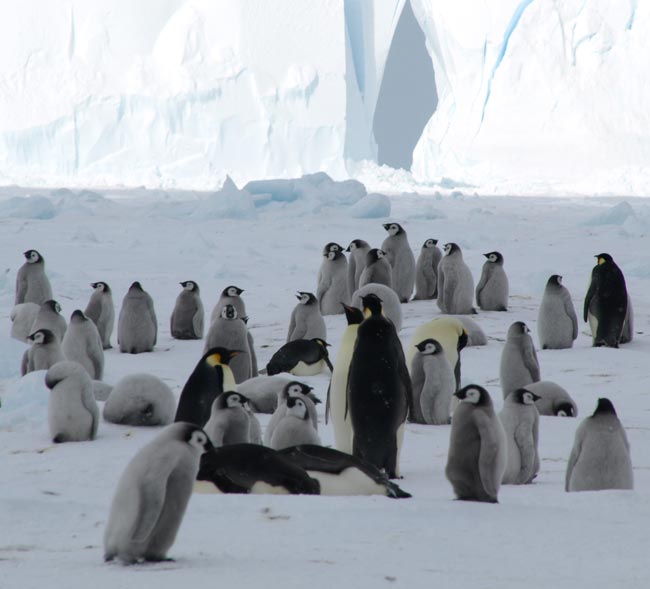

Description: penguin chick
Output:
[286,292,327,343]
[358,248,393,290]
[45,361,99,443]
[237,375,293,414]
[525,381,578,417]
[410,339,455,425]
[264,381,320,446]
[15,249,53,305]
[500,321,540,399]
[31,299,67,342]
[413,238,442,300]
[210,285,246,324]
[62,310,104,380]
[537,275,578,349]
[475,251,509,311]
[170,281,204,340]
[445,385,507,503]
[448,315,488,346]
[204,304,252,383]
[437,243,476,314]
[21,329,65,375]
[269,396,321,451]
[500,388,540,485]
[104,422,213,564]
[346,239,371,295]
[103,374,175,427]
[381,223,415,303]
[266,338,333,376]
[316,242,349,315]
[10,302,40,342]
[84,282,115,349]
[117,282,157,354]
[565,398,633,492]
[203,391,252,447]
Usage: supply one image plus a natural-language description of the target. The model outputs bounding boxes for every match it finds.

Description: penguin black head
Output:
[286,396,309,419]
[444,243,460,256]
[223,285,244,297]
[296,292,316,305]
[220,304,238,320]
[23,249,43,263]
[423,238,438,248]
[44,300,62,314]
[181,281,199,292]
[510,388,541,405]
[365,248,385,265]
[484,251,503,264]
[508,321,530,337]
[593,397,617,417]
[346,239,368,252]
[91,281,111,293]
[28,328,56,345]
[129,281,143,291]
[415,338,443,355]
[342,303,364,325]
[361,293,383,317]
[454,384,491,406]
[547,275,562,287]
[323,242,344,260]
[204,347,241,367]
[284,381,314,399]
[555,402,575,417]
[382,223,403,236]
[215,390,250,410]
[70,309,88,322]
[595,253,614,266]
[177,423,214,453]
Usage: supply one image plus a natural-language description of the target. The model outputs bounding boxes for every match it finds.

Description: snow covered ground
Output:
[1,188,649,588]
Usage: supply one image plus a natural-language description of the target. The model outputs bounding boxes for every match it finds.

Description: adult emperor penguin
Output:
[584,253,628,348]
[103,374,176,427]
[346,239,371,294]
[210,285,246,324]
[31,299,67,342]
[351,283,403,332]
[316,242,349,315]
[84,282,115,349]
[170,281,204,340]
[475,251,509,311]
[327,304,364,454]
[500,321,540,399]
[264,381,320,446]
[15,249,53,305]
[104,422,213,564]
[266,338,333,376]
[279,445,412,498]
[347,294,412,478]
[175,347,240,428]
[286,292,327,343]
[565,398,633,492]
[525,381,578,417]
[45,361,99,443]
[62,310,104,380]
[204,304,252,383]
[437,243,476,314]
[117,282,157,354]
[499,388,540,485]
[410,339,455,425]
[358,249,393,289]
[537,275,578,349]
[413,238,442,300]
[203,391,253,447]
[621,295,634,344]
[21,329,65,375]
[381,223,415,303]
[268,396,321,450]
[10,302,40,342]
[445,385,507,503]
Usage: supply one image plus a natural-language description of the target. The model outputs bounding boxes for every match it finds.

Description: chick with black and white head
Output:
[381,223,415,302]
[500,321,540,399]
[358,248,393,290]
[62,310,104,380]
[475,251,509,311]
[316,242,350,315]
[346,239,371,294]
[437,243,476,314]
[203,391,253,447]
[286,292,327,343]
[117,282,157,354]
[170,281,204,340]
[85,282,114,349]
[414,238,442,300]
[525,381,578,417]
[264,381,320,445]
[210,285,246,323]
[266,338,333,377]
[21,328,65,375]
[537,275,578,349]
[500,388,540,484]
[204,304,252,383]
[268,396,321,450]
[31,299,67,342]
[15,249,52,305]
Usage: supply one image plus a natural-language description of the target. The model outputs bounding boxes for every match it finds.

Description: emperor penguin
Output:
[203,391,253,447]
[327,304,364,454]
[15,249,53,305]
[525,381,578,417]
[316,242,349,315]
[410,339,455,425]
[264,381,320,446]
[584,253,628,348]
[31,299,67,342]
[381,222,415,303]
[103,374,176,427]
[204,304,252,383]
[358,249,393,290]
[21,329,65,375]
[475,251,509,311]
[346,239,370,294]
[351,283,403,332]
[84,282,115,349]
[210,285,246,324]
[537,275,578,349]
[45,361,99,443]
[266,338,333,376]
[565,398,633,492]
[445,384,507,503]
[117,282,157,354]
[62,310,104,380]
[268,396,322,451]
[347,294,412,478]
[437,243,476,314]
[175,347,240,428]
[10,302,40,342]
[104,422,213,564]
[500,321,540,399]
[499,388,541,485]
[170,281,204,340]
[413,238,442,300]
[286,292,327,343]
[621,295,634,344]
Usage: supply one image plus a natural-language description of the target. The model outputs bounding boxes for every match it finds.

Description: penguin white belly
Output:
[307,468,385,496]
[290,359,326,376]
[330,329,356,453]
[250,481,291,495]
[588,311,598,341]
[193,480,225,494]
[223,367,237,391]
[395,423,405,478]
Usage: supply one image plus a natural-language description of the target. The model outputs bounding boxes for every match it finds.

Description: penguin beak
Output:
[295,293,302,300]
[382,223,390,230]
[483,253,490,258]
[531,393,541,401]
[453,390,464,399]
[344,245,351,252]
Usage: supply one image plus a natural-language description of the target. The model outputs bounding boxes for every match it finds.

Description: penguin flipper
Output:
[474,412,503,499]
[21,349,29,376]
[514,423,536,483]
[475,266,488,305]
[583,279,596,322]
[563,291,579,340]
[325,381,331,424]
[131,463,174,543]
[15,268,27,304]
[193,306,204,339]
[565,433,583,491]
[523,341,540,383]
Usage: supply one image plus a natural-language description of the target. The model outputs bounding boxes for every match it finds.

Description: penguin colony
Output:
[5,234,638,564]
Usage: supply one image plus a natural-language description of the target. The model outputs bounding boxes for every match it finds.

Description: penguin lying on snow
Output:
[266,338,333,376]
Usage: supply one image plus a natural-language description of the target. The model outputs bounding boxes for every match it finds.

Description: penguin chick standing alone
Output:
[437,243,476,314]
[203,391,253,447]
[500,321,540,399]
[413,238,442,300]
[381,223,415,303]
[346,239,371,294]
[269,397,321,451]
[31,299,67,342]
[410,339,455,425]
[358,249,393,290]
[286,292,327,343]
[537,275,578,349]
[15,249,53,305]
[566,398,633,492]
[204,304,252,383]
[584,253,628,348]
[118,282,157,354]
[171,281,204,340]
[317,242,349,315]
[499,389,540,485]
[475,251,509,311]
[445,385,507,503]
[84,282,114,349]
[21,329,65,375]
[62,310,104,380]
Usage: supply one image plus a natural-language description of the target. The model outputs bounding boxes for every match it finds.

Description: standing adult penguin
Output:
[21,329,65,375]
[358,249,393,290]
[346,239,371,294]
[170,281,204,340]
[62,310,104,380]
[268,396,322,451]
[413,238,442,300]
[475,251,509,311]
[117,282,157,354]
[266,338,333,376]
[203,391,253,447]
[264,381,320,446]
[204,304,252,383]
[584,253,628,348]
[347,294,412,478]
[565,398,633,492]
[499,388,540,485]
[500,321,540,399]
[15,249,53,305]
[445,385,507,503]
[31,299,67,342]
[84,282,114,349]
[381,223,415,303]
[316,242,349,315]
[537,275,578,349]
[286,292,327,343]
[437,243,476,314]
